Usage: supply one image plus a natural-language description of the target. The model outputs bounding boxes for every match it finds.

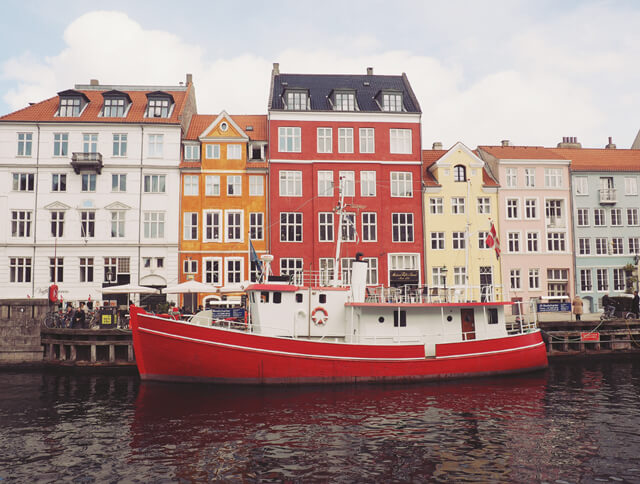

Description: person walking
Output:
[572,294,583,321]
[633,290,640,318]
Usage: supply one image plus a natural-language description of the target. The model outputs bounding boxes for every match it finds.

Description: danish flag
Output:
[485,221,501,259]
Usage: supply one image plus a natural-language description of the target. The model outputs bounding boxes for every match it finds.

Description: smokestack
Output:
[557,136,582,149]
[501,140,511,147]
[272,63,280,75]
[90,79,99,86]
[367,67,373,75]
[432,142,443,150]
[605,136,616,149]
[186,73,192,85]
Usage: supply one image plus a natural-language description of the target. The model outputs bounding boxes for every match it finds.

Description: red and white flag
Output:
[485,221,501,259]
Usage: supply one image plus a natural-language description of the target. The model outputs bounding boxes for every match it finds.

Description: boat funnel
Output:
[351,257,367,303]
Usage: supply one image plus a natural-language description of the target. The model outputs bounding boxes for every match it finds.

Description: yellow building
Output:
[422,142,502,302]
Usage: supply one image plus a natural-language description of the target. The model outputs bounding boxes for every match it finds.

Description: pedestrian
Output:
[64,303,75,328]
[72,302,86,329]
[602,294,615,318]
[633,290,640,318]
[572,294,583,321]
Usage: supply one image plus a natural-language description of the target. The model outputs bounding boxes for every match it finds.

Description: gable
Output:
[199,111,249,141]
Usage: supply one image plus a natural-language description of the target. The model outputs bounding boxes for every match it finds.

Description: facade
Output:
[267,64,423,287]
[555,142,640,312]
[422,143,502,302]
[180,112,268,307]
[0,76,196,306]
[478,145,574,316]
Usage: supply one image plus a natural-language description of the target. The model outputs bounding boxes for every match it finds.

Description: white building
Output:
[0,75,197,306]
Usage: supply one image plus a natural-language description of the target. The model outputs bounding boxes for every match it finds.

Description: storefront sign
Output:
[536,302,572,312]
[211,308,245,320]
[581,332,600,342]
[389,270,419,286]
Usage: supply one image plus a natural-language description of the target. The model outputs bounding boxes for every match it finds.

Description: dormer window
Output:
[333,91,357,111]
[284,90,308,111]
[145,92,174,118]
[380,91,403,112]
[101,91,131,117]
[57,90,89,117]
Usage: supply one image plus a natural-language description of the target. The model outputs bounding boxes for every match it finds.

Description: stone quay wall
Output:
[0,299,48,363]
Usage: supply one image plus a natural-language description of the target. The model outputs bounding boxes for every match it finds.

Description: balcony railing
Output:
[599,188,617,204]
[71,152,103,174]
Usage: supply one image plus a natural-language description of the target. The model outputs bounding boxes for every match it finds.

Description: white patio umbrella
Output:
[217,280,252,294]
[102,283,160,295]
[163,280,218,294]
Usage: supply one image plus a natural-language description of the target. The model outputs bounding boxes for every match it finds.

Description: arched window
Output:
[454,165,466,182]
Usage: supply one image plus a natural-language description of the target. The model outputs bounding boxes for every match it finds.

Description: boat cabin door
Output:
[461,308,476,340]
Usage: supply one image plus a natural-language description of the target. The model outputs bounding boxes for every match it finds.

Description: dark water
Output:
[2,359,640,483]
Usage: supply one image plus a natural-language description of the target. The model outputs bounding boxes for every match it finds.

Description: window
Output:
[50,211,64,237]
[525,168,536,187]
[280,212,303,242]
[595,237,608,255]
[336,213,354,242]
[183,259,198,275]
[285,91,307,110]
[17,133,33,156]
[338,128,354,153]
[628,208,639,226]
[203,210,222,242]
[184,145,200,160]
[389,129,412,154]
[625,177,638,195]
[82,133,97,153]
[206,144,220,159]
[10,257,31,283]
[111,174,126,192]
[12,173,34,191]
[529,269,540,290]
[510,269,521,290]
[103,257,117,283]
[545,168,562,188]
[144,175,166,193]
[594,208,605,226]
[147,97,170,118]
[524,199,537,219]
[203,258,222,285]
[279,171,302,196]
[452,232,466,250]
[226,211,243,242]
[143,212,165,238]
[392,213,414,242]
[577,208,589,226]
[318,212,334,242]
[319,258,335,286]
[205,175,220,196]
[580,269,592,292]
[454,165,466,182]
[597,269,608,292]
[359,128,375,153]
[453,267,466,286]
[507,232,520,252]
[431,232,445,250]
[629,238,640,254]
[578,238,591,255]
[506,168,517,188]
[391,172,413,197]
[432,266,447,287]
[226,258,243,284]
[360,171,376,197]
[59,97,81,117]
[11,211,31,237]
[339,171,355,196]
[278,127,301,152]
[184,175,199,196]
[227,144,242,160]
[478,231,488,249]
[365,258,378,285]
[574,176,588,195]
[546,200,563,225]
[184,212,198,240]
[526,232,539,252]
[280,258,304,285]
[430,198,443,214]
[611,208,622,226]
[103,97,125,117]
[79,257,94,283]
[53,133,68,157]
[50,257,63,283]
[451,197,466,214]
[249,176,263,196]
[80,211,95,238]
[317,128,332,153]
[547,232,566,252]
[81,174,96,192]
[110,211,125,238]
[362,213,377,242]
[143,257,151,269]
[393,310,407,328]
[334,92,356,111]
[148,134,164,157]
[382,93,403,112]
[611,237,624,255]
[477,197,490,214]
[341,258,355,285]
[317,171,334,197]
[250,212,264,240]
[52,173,66,192]
[506,199,519,219]
[112,134,127,156]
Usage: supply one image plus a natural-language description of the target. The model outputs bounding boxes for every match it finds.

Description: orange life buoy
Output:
[49,284,59,303]
[311,307,329,326]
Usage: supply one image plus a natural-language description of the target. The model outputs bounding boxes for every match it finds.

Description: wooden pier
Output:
[41,328,136,367]
[539,319,640,356]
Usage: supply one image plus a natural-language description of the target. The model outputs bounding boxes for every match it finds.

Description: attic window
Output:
[284,90,308,110]
[59,97,82,117]
[246,126,254,131]
[382,92,403,112]
[102,97,126,117]
[145,93,174,118]
[220,122,229,132]
[333,91,356,111]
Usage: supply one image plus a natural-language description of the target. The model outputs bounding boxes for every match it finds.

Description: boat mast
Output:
[332,176,346,286]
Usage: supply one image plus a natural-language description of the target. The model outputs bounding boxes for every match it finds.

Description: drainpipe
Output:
[32,123,41,297]
[137,125,144,291]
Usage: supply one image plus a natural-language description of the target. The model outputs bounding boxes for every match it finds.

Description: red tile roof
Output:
[185,114,267,141]
[551,148,640,171]
[0,88,191,124]
[478,145,565,160]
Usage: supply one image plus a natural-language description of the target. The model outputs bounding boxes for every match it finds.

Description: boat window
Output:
[319,294,327,304]
[393,310,407,327]
[488,308,498,324]
[378,316,385,323]
[250,293,255,303]
[273,292,282,304]
[260,292,269,303]
[296,293,303,303]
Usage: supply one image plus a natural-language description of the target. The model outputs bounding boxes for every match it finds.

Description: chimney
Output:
[90,79,99,86]
[432,142,443,150]
[501,140,511,147]
[557,136,582,149]
[605,136,616,149]
[367,67,374,75]
[272,62,280,75]
[186,73,192,85]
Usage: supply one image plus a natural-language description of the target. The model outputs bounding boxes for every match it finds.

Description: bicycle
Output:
[43,310,72,328]
[601,307,638,321]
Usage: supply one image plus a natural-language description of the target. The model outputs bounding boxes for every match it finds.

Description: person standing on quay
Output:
[633,290,640,318]
[72,302,86,329]
[572,294,583,321]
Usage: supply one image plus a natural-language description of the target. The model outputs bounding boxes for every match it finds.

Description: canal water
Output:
[2,358,640,483]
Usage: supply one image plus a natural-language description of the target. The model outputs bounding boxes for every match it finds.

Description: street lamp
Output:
[441,266,448,302]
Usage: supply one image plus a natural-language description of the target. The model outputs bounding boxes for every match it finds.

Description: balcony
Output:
[71,152,103,174]
[598,188,617,204]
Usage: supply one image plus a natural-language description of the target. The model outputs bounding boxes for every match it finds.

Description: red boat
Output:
[130,257,548,384]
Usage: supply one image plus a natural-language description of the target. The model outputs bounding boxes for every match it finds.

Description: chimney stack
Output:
[501,140,511,147]
[186,73,192,85]
[90,79,99,86]
[367,67,374,75]
[272,62,280,75]
[605,136,616,149]
[432,142,443,150]
[557,136,582,149]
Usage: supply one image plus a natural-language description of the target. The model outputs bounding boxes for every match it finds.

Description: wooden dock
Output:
[41,328,136,367]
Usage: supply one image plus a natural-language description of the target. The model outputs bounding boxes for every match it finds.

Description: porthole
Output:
[446,315,453,322]
[378,316,385,323]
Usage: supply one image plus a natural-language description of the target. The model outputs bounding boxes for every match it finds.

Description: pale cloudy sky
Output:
[1,0,639,149]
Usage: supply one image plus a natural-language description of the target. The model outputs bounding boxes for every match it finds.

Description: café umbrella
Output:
[101,283,160,305]
[163,280,218,313]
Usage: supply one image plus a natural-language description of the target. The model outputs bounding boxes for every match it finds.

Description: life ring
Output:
[311,307,329,326]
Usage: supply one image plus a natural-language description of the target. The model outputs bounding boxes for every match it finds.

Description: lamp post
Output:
[441,266,448,302]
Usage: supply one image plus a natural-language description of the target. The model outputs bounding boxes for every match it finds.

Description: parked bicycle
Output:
[600,306,638,321]
[43,310,72,328]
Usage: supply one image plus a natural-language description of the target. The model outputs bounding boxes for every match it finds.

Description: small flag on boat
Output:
[485,221,501,259]
[249,239,263,280]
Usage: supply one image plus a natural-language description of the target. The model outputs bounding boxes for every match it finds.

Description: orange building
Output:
[179,112,268,308]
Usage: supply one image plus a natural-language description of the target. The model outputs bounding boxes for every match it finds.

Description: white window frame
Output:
[225,257,244,285]
[359,128,375,153]
[206,144,220,159]
[451,197,466,215]
[148,134,164,157]
[184,175,199,196]
[249,176,264,196]
[110,211,125,238]
[524,198,538,219]
[574,176,589,195]
[278,127,301,153]
[112,133,127,157]
[390,172,413,198]
[526,231,539,253]
[227,144,242,160]
[183,212,199,241]
[338,128,354,154]
[624,177,638,196]
[545,168,563,188]
[280,212,303,242]
[506,168,517,188]
[431,232,445,250]
[477,197,491,214]
[52,173,67,192]
[317,128,332,153]
[318,212,334,242]
[389,129,412,154]
[205,175,220,196]
[227,175,242,196]
[524,168,536,187]
[279,170,302,197]
[53,133,68,157]
[225,210,243,242]
[362,212,377,242]
[318,171,334,197]
[507,231,521,253]
[339,171,355,197]
[143,211,165,239]
[249,212,264,240]
[203,257,222,285]
[360,171,376,197]
[203,210,222,242]
[392,213,414,243]
[430,198,443,214]
[143,174,166,193]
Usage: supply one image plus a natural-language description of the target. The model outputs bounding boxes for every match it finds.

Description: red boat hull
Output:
[130,308,548,384]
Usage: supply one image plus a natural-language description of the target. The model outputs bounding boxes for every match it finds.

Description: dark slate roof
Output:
[270,73,421,113]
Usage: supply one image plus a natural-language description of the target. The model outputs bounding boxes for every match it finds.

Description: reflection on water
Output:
[2,359,640,482]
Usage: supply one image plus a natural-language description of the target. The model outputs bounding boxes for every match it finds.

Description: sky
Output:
[1,0,639,149]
